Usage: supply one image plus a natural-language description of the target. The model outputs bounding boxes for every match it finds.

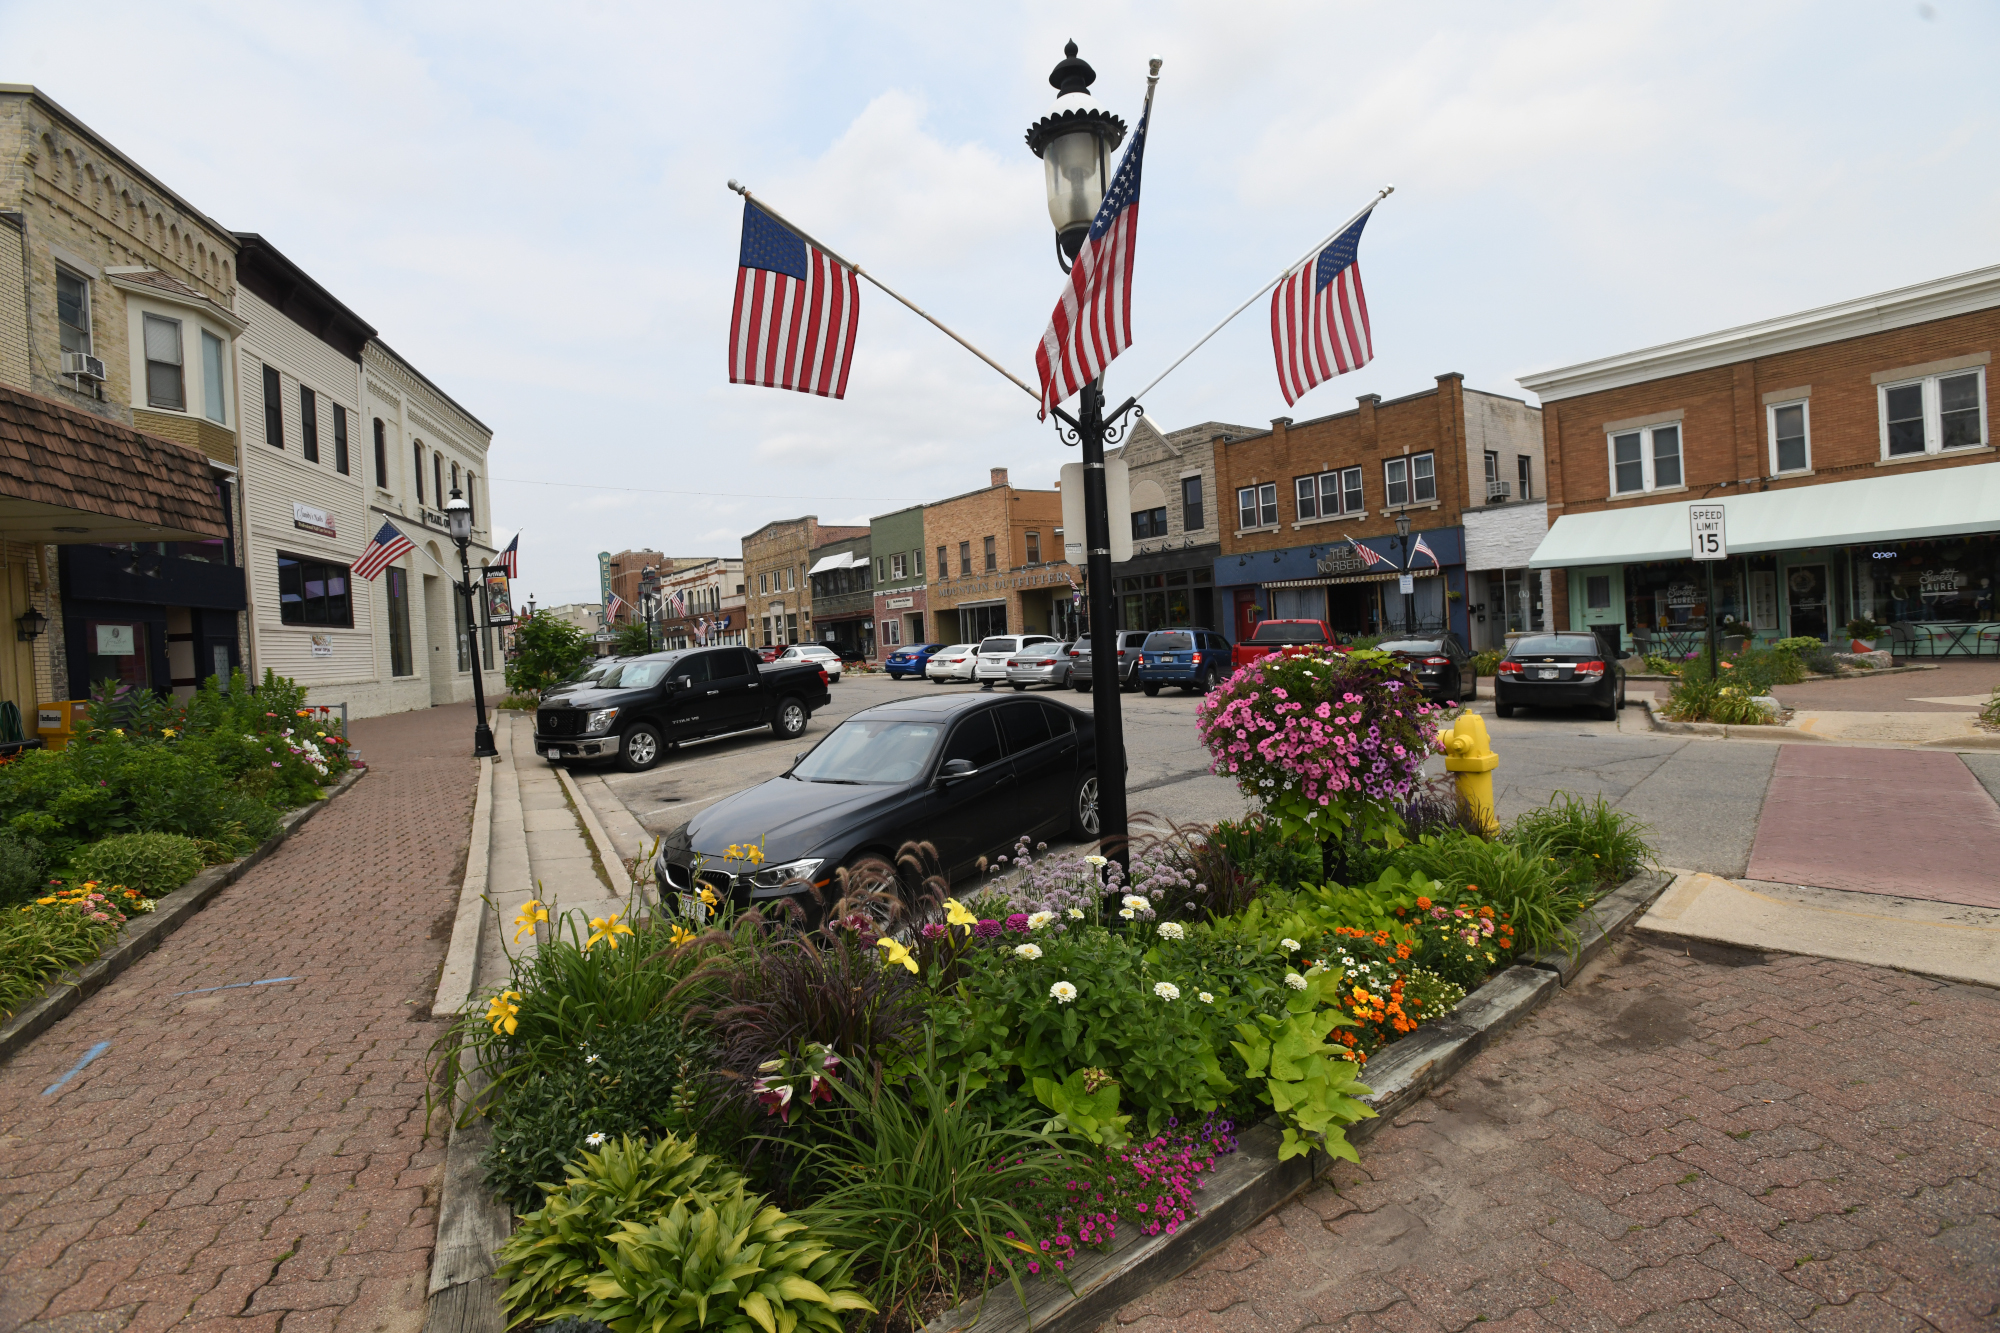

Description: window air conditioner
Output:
[62,352,107,382]
[1485,480,1512,502]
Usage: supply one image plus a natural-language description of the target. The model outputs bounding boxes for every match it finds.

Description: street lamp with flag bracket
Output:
[445,486,498,760]
[1025,41,1128,272]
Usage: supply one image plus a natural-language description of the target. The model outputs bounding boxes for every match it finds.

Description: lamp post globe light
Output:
[444,486,499,760]
[1395,510,1415,634]
[1027,40,1135,864]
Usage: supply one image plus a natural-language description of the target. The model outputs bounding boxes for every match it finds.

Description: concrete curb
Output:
[1639,697,1815,742]
[433,749,499,1019]
[555,763,634,900]
[920,870,1664,1333]
[0,765,367,1068]
[425,1059,513,1333]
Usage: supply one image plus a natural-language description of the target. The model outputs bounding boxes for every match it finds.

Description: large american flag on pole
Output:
[351,521,414,581]
[1271,209,1375,406]
[1034,103,1152,417]
[729,200,861,399]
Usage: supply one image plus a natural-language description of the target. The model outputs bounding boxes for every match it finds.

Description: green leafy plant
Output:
[1229,968,1375,1161]
[0,831,46,910]
[508,611,594,697]
[1845,616,1882,640]
[1981,687,2000,730]
[1507,793,1653,887]
[0,889,128,1019]
[1468,648,1504,677]
[1032,1067,1131,1147]
[1662,675,1773,725]
[67,831,204,898]
[1396,829,1584,954]
[610,621,658,657]
[494,1133,748,1327]
[583,1186,873,1333]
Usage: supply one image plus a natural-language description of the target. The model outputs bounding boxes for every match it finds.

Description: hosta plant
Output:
[1229,968,1375,1161]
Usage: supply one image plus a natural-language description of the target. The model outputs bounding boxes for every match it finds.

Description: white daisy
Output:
[1281,938,1301,952]
[1014,943,1043,960]
[1027,911,1055,930]
[585,1132,608,1148]
[1197,992,1214,1004]
[1285,972,1308,990]
[1156,922,1185,940]
[1153,982,1181,1001]
[1050,981,1078,1003]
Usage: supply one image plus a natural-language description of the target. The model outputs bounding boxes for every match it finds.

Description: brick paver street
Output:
[1112,936,2000,1333]
[0,705,480,1333]
[1771,661,2000,714]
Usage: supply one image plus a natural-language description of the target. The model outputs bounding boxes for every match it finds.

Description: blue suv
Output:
[1135,628,1231,696]
[883,643,947,679]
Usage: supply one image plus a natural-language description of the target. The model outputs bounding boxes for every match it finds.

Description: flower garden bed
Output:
[428,649,1657,1333]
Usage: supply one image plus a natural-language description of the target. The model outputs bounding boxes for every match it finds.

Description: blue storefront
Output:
[1214,526,1468,644]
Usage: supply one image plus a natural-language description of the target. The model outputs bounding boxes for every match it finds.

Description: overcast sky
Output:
[8,1,1997,606]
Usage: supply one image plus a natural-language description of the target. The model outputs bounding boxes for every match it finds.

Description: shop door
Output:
[1234,590,1260,643]
[1785,564,1829,640]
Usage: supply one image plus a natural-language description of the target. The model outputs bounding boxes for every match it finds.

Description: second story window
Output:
[1294,467,1363,520]
[1484,450,1501,500]
[333,405,349,475]
[1181,475,1204,530]
[1607,427,1680,495]
[1769,401,1810,474]
[1879,368,1985,458]
[891,552,907,579]
[263,364,283,448]
[300,386,319,463]
[413,443,425,502]
[143,313,185,410]
[937,546,947,578]
[1383,452,1436,507]
[1517,455,1533,500]
[958,541,972,577]
[914,548,923,577]
[1131,506,1167,539]
[201,330,227,424]
[373,419,388,488]
[983,535,997,571]
[56,268,93,357]
[1026,531,1040,563]
[1237,483,1278,530]
[434,453,444,505]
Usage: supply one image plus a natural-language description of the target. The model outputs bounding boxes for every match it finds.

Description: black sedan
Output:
[653,692,1099,922]
[1378,633,1476,702]
[1492,633,1626,720]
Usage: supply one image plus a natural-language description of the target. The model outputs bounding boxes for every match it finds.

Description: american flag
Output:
[729,200,860,399]
[498,534,518,578]
[1034,102,1152,417]
[670,588,687,618]
[1345,535,1388,569]
[351,521,414,581]
[607,592,627,620]
[1410,533,1439,568]
[1271,209,1375,407]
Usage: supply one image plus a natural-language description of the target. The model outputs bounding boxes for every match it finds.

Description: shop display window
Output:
[1852,537,1996,626]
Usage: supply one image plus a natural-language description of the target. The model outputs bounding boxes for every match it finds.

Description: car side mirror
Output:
[936,757,975,785]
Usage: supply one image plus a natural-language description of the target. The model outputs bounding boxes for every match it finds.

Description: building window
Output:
[300,386,319,462]
[1768,401,1810,474]
[983,535,997,571]
[1607,426,1681,495]
[959,541,972,576]
[201,330,227,424]
[881,619,901,646]
[1237,483,1278,529]
[433,452,444,505]
[143,313,185,410]
[1181,475,1204,530]
[1484,450,1501,500]
[761,615,772,646]
[787,613,798,641]
[465,473,476,523]
[1878,368,1985,458]
[263,364,284,448]
[1517,455,1533,500]
[914,548,924,577]
[386,566,414,676]
[760,572,768,594]
[1383,452,1436,507]
[938,545,948,578]
[373,419,388,487]
[1294,467,1363,520]
[1586,575,1612,610]
[1026,531,1041,563]
[1131,507,1168,539]
[450,461,459,496]
[277,553,353,627]
[891,552,907,579]
[56,268,93,357]
[413,443,425,502]
[332,405,349,475]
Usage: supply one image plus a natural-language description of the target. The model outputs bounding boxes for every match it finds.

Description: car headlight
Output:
[747,858,824,892]
[584,707,619,735]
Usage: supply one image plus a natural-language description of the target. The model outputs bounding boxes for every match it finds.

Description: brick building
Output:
[924,468,1079,643]
[807,531,872,658]
[1520,265,2000,657]
[869,503,929,651]
[658,557,745,649]
[1107,418,1255,634]
[1213,375,1543,644]
[742,518,865,648]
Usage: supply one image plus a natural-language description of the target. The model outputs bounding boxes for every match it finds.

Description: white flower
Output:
[1156,922,1185,940]
[1118,907,1136,920]
[1067,908,1085,920]
[584,1053,600,1066]
[1122,894,1149,911]
[1153,982,1181,1001]
[1013,943,1043,960]
[1050,981,1078,1003]
[585,1132,607,1148]
[1197,992,1214,1004]
[1281,938,1301,952]
[1285,972,1308,990]
[1027,911,1055,930]
[1085,855,1108,867]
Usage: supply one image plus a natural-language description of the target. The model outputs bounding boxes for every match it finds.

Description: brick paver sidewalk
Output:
[1112,937,2000,1332]
[0,705,481,1333]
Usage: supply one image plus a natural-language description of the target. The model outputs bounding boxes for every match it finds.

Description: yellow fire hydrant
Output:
[1442,712,1500,835]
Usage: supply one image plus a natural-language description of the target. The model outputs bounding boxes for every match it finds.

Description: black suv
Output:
[534,647,834,771]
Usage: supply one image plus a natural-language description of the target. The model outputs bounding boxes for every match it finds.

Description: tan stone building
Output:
[742,518,864,648]
[923,468,1079,643]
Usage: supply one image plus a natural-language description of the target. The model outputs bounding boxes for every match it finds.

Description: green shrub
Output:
[1468,648,1504,677]
[494,1133,748,1326]
[0,891,128,1019]
[508,613,593,696]
[1661,675,1772,725]
[1395,830,1586,954]
[0,832,46,910]
[1507,793,1654,886]
[68,832,204,898]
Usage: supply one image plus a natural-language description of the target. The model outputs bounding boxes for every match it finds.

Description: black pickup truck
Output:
[533,647,833,771]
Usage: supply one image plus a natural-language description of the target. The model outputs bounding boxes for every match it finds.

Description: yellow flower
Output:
[512,899,549,942]
[697,887,719,908]
[111,728,124,737]
[722,843,765,866]
[877,936,919,974]
[162,727,177,738]
[943,898,978,934]
[35,896,56,905]
[485,990,522,1036]
[586,911,633,952]
[668,923,697,947]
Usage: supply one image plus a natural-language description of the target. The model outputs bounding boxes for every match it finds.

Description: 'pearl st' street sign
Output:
[1689,505,1727,561]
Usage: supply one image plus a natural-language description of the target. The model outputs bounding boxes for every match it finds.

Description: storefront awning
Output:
[1265,568,1440,589]
[1529,461,2000,569]
[807,551,857,576]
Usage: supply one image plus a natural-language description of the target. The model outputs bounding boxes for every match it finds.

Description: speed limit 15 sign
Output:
[1689,505,1727,561]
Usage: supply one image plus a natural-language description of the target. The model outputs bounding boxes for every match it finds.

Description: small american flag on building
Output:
[1345,535,1387,569]
[498,534,518,578]
[1410,533,1439,568]
[1271,209,1375,407]
[1035,101,1152,417]
[607,592,627,620]
[729,200,861,399]
[351,521,414,581]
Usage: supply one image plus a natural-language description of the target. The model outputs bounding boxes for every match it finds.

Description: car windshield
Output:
[977,638,1015,654]
[792,719,942,784]
[1143,632,1194,651]
[1378,640,1444,654]
[1251,621,1325,642]
[1511,635,1600,656]
[598,661,668,688]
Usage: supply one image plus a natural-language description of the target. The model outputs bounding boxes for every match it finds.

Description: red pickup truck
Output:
[1232,619,1340,670]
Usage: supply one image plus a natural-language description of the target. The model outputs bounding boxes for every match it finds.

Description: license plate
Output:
[676,893,709,925]
[1537,669,1559,680]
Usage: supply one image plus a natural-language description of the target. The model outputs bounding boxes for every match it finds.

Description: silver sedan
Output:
[1004,641,1075,690]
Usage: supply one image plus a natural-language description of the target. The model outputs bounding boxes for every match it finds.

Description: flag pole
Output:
[1129,184,1395,404]
[727,181,1042,403]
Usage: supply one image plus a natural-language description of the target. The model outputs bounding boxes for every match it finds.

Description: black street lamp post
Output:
[445,486,499,759]
[1027,41,1140,863]
[640,565,660,653]
[1395,511,1415,635]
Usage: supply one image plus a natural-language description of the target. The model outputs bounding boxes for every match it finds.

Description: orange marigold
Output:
[1415,896,1432,910]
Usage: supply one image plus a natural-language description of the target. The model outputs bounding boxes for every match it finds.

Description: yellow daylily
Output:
[697,887,719,908]
[667,923,697,947]
[485,990,522,1036]
[724,843,766,866]
[512,899,550,942]
[586,911,634,952]
[876,936,918,974]
[162,727,177,738]
[943,898,978,935]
